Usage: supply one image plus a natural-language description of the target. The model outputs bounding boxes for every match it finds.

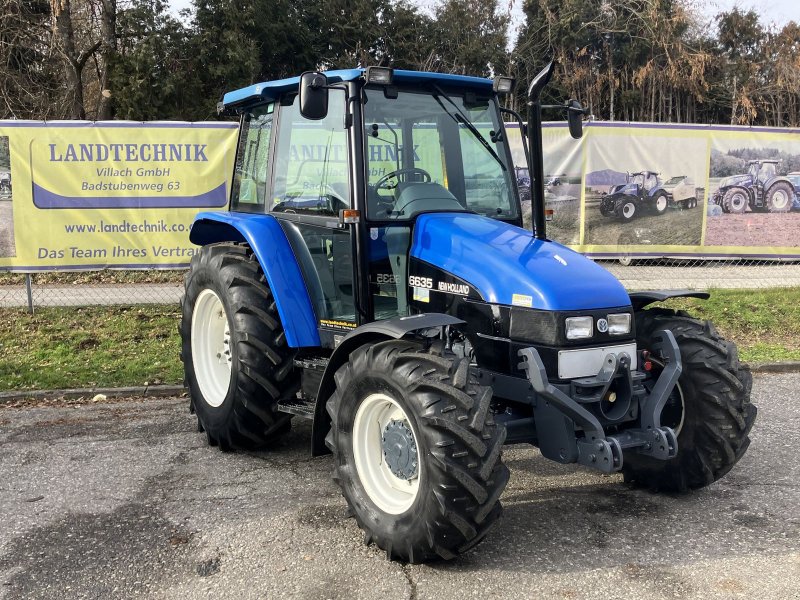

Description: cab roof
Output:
[222,68,494,110]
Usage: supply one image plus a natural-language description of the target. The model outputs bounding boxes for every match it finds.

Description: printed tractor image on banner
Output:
[0,122,238,270]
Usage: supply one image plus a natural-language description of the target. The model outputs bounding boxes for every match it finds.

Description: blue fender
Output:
[190,212,320,348]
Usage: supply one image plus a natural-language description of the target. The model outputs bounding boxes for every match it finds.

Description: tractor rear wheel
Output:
[765,181,793,213]
[622,308,756,492]
[722,188,748,214]
[617,199,637,221]
[181,243,297,450]
[327,340,509,563]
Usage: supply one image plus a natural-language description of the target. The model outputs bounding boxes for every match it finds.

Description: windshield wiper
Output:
[430,83,507,172]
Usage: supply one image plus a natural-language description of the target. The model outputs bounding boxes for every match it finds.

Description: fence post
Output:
[25,273,34,314]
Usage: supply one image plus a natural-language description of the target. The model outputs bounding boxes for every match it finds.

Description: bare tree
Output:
[50,0,101,118]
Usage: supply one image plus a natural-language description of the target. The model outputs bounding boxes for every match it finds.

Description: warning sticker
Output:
[511,293,533,308]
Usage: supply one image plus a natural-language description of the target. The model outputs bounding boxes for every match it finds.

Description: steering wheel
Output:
[375,168,432,190]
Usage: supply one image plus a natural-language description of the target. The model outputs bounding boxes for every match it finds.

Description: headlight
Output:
[565,316,593,340]
[607,313,631,335]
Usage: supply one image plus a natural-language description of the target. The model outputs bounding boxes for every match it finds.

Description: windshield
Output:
[363,87,517,220]
[665,176,685,185]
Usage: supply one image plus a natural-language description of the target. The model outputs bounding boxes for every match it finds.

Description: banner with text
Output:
[2,119,800,272]
[0,121,238,270]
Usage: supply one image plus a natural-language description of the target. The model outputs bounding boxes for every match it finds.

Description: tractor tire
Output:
[180,243,297,450]
[651,191,669,215]
[616,199,637,221]
[622,308,756,492]
[722,188,748,214]
[765,181,794,213]
[327,339,509,563]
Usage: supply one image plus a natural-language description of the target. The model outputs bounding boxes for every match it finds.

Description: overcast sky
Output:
[167,0,800,40]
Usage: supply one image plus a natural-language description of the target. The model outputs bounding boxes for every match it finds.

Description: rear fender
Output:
[310,314,464,456]
[190,212,320,348]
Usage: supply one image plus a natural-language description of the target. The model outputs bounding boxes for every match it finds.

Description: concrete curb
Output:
[750,361,800,374]
[2,362,799,404]
[0,384,186,404]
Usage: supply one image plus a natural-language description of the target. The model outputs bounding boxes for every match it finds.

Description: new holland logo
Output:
[597,318,609,333]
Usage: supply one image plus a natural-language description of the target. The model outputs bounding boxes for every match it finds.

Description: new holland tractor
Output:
[599,171,670,221]
[711,159,795,213]
[180,64,756,563]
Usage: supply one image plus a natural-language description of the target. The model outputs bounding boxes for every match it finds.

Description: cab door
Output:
[268,90,358,344]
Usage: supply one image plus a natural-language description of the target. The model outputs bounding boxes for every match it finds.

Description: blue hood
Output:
[411,214,631,311]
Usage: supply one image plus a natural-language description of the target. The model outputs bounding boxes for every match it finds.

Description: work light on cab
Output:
[492,76,514,94]
[365,66,394,85]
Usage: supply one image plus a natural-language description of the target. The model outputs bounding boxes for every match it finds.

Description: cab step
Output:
[277,398,316,419]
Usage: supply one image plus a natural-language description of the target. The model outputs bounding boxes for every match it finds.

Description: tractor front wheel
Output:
[765,181,794,213]
[327,340,509,563]
[722,188,748,214]
[180,243,297,450]
[617,199,637,221]
[623,308,756,492]
[651,192,669,215]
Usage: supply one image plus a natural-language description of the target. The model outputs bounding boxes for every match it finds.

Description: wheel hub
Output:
[382,419,418,480]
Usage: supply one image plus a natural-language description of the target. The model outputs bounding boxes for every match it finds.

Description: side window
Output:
[271,92,349,216]
[458,122,511,216]
[231,103,274,213]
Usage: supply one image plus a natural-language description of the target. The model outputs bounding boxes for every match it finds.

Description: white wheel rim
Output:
[656,196,667,211]
[732,194,746,210]
[622,203,635,218]
[772,190,789,209]
[352,393,421,515]
[191,288,232,408]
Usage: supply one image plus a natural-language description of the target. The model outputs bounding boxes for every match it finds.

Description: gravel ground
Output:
[0,374,798,599]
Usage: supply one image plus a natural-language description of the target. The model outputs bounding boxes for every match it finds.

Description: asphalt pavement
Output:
[0,373,798,599]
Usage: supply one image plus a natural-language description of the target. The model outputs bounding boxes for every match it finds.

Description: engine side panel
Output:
[410,213,631,311]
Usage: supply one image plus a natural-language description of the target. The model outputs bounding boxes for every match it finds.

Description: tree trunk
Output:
[50,0,101,119]
[96,0,117,120]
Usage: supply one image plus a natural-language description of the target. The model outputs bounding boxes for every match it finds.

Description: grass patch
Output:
[0,305,182,391]
[0,270,186,286]
[0,287,797,391]
[655,287,800,363]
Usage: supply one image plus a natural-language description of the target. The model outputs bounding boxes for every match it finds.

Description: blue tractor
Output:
[181,64,756,563]
[711,159,795,213]
[599,170,670,221]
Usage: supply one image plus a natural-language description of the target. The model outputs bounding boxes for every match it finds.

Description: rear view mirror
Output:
[567,99,584,139]
[299,72,329,120]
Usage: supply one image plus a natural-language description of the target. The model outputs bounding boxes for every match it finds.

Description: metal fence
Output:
[2,259,800,311]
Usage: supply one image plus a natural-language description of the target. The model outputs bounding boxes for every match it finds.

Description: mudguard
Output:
[310,313,465,456]
[190,212,320,348]
[629,289,710,311]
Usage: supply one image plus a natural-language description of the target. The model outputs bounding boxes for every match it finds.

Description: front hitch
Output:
[517,330,681,474]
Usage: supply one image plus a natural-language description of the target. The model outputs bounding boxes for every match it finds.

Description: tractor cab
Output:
[748,159,778,186]
[212,68,527,331]
[629,171,659,192]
